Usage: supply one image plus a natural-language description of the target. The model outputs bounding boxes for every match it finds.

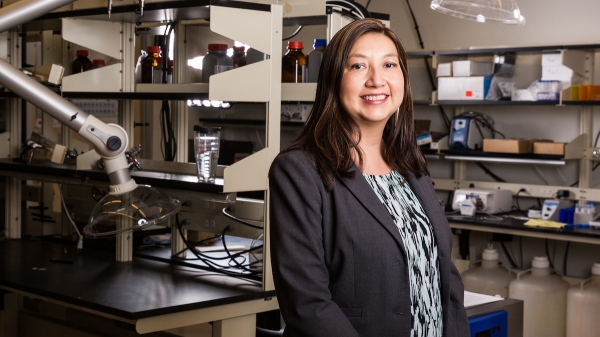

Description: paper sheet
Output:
[463,291,504,308]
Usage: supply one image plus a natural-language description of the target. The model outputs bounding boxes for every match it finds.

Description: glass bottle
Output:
[282,41,307,83]
[201,44,233,83]
[232,46,246,68]
[141,46,160,84]
[71,50,93,74]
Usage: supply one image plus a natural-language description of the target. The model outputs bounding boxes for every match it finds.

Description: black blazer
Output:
[269,149,470,337]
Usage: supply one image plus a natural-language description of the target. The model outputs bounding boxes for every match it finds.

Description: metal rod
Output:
[0,0,75,33]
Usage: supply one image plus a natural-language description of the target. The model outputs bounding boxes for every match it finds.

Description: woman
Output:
[268,18,469,337]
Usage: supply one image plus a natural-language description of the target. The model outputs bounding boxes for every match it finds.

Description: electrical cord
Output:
[159,23,177,162]
[403,0,451,131]
[58,185,83,251]
[282,25,303,41]
[515,188,526,211]
[475,162,507,182]
[174,217,263,280]
[545,239,555,270]
[222,207,264,230]
[563,241,570,276]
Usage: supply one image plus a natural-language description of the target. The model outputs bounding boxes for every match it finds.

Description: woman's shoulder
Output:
[271,148,316,171]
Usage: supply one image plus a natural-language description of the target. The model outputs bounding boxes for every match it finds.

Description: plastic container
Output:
[566,262,600,337]
[307,39,326,83]
[71,50,93,74]
[201,44,233,83]
[282,41,307,83]
[461,247,515,298]
[508,256,569,337]
[232,46,246,68]
[92,59,106,69]
[194,126,221,183]
[141,46,161,84]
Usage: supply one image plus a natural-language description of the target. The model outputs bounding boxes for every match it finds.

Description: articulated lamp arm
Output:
[0,0,136,195]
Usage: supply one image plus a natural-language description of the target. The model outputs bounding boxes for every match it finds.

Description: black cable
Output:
[519,237,523,269]
[173,214,262,279]
[159,24,177,162]
[595,129,600,147]
[403,0,451,131]
[500,241,517,268]
[282,25,303,41]
[475,162,507,182]
[563,241,570,276]
[222,207,264,230]
[365,0,372,9]
[515,188,526,212]
[571,161,600,187]
[545,239,555,270]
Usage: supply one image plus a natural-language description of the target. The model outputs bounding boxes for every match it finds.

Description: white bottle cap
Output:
[592,262,600,276]
[532,256,550,269]
[482,248,499,261]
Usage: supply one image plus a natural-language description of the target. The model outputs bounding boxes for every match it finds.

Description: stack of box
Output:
[437,60,493,100]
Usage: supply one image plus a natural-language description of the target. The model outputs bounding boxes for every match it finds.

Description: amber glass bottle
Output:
[71,50,93,74]
[282,41,307,83]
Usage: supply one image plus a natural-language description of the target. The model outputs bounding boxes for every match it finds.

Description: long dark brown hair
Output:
[285,18,428,190]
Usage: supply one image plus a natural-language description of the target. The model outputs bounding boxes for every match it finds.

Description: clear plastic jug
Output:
[566,262,600,337]
[461,246,515,298]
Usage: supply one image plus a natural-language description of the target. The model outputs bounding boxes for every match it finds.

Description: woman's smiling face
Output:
[339,32,405,129]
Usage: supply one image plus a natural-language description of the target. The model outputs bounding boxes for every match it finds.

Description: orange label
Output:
[465,91,473,97]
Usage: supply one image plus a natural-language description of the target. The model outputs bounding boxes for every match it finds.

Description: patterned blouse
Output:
[363,170,443,337]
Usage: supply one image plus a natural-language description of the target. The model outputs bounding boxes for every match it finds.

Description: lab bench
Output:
[0,239,277,336]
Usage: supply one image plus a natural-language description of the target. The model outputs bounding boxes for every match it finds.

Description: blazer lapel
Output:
[338,165,406,251]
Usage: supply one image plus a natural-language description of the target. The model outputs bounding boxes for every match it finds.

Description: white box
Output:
[511,89,534,101]
[452,60,493,77]
[436,63,452,77]
[437,76,492,100]
[542,65,573,81]
[542,53,562,66]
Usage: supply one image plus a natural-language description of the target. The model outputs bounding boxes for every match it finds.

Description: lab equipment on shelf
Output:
[282,41,307,83]
[92,59,105,69]
[461,246,515,298]
[307,39,326,83]
[194,125,221,184]
[508,256,569,337]
[202,44,233,83]
[141,45,160,84]
[71,49,92,74]
[566,262,600,337]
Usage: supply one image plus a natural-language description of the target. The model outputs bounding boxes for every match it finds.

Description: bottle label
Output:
[214,65,233,74]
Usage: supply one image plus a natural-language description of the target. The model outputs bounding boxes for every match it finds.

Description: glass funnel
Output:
[430,0,525,25]
[84,185,181,238]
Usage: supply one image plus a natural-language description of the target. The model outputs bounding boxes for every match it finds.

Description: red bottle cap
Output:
[76,50,89,56]
[288,41,303,50]
[146,46,160,53]
[168,60,173,66]
[208,44,228,51]
[92,59,105,67]
[233,46,245,51]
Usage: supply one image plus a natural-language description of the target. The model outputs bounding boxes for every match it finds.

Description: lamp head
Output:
[430,0,525,25]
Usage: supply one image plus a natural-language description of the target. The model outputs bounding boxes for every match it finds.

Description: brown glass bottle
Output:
[232,46,246,68]
[282,41,307,83]
[141,46,160,84]
[71,50,93,74]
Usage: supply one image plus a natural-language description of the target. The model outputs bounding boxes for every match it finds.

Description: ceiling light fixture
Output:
[430,0,525,25]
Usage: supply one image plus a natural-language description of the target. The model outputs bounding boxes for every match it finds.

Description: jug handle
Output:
[579,278,592,290]
[516,269,532,280]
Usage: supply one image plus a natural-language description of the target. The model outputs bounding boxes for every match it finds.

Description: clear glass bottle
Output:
[201,44,233,83]
[141,46,160,84]
[71,50,93,74]
[232,46,246,68]
[282,41,307,83]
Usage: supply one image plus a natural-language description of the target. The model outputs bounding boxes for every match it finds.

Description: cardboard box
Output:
[533,141,565,155]
[452,60,493,77]
[483,139,532,154]
[438,76,492,100]
[436,63,452,77]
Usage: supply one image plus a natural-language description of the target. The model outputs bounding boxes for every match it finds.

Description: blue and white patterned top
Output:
[363,170,443,337]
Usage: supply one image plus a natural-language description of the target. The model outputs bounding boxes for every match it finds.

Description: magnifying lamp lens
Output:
[84,185,181,238]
